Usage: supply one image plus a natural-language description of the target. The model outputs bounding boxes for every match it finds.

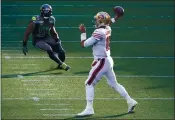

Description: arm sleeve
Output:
[83,36,97,47]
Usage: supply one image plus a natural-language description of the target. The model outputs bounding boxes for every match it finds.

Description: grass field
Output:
[1,0,174,119]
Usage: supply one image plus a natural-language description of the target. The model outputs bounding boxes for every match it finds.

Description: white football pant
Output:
[84,56,132,108]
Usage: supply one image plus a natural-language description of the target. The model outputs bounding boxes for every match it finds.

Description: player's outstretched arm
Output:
[110,6,124,25]
[22,22,35,55]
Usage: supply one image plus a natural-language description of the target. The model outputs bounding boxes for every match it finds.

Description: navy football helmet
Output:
[40,4,52,19]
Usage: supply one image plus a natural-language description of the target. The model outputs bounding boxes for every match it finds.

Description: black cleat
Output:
[65,65,71,71]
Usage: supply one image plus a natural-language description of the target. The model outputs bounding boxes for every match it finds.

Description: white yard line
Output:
[2,97,174,100]
[30,93,56,96]
[2,56,175,59]
[4,67,39,70]
[40,108,73,111]
[26,89,57,91]
[2,40,174,43]
[1,50,20,51]
[21,80,50,82]
[1,26,174,29]
[7,64,38,66]
[2,4,173,8]
[23,84,53,86]
[28,75,174,78]
[43,114,75,116]
[2,75,174,79]
[35,104,70,106]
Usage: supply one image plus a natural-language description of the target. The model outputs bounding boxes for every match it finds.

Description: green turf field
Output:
[1,0,174,119]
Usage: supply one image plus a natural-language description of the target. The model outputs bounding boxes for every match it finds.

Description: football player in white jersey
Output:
[77,11,138,116]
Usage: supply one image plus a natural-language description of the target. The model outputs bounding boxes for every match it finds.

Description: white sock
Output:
[85,85,94,109]
[86,100,93,109]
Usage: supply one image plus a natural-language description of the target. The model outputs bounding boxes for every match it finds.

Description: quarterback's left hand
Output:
[113,6,124,18]
[79,24,86,33]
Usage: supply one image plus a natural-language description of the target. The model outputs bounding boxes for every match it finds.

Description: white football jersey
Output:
[91,26,112,59]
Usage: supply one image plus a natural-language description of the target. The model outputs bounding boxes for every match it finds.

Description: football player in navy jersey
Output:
[22,4,70,71]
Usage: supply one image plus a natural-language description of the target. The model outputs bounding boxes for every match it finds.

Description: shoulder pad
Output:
[92,29,105,40]
[105,26,112,36]
[31,15,40,21]
[49,16,56,23]
[106,26,111,31]
[31,15,44,24]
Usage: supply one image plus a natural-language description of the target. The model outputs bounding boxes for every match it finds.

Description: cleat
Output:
[127,99,138,113]
[60,63,71,71]
[77,108,94,116]
[65,66,71,71]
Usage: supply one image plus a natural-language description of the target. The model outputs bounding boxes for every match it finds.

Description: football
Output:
[113,6,124,17]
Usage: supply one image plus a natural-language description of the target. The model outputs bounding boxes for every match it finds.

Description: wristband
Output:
[81,33,87,41]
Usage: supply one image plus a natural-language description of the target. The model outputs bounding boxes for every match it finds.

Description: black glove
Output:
[22,41,28,55]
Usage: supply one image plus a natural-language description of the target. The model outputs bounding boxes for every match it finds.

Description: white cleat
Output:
[76,108,94,116]
[127,99,138,113]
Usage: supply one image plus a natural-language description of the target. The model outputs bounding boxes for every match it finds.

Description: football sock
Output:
[86,85,94,109]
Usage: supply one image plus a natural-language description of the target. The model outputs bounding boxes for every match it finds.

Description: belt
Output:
[97,58,105,61]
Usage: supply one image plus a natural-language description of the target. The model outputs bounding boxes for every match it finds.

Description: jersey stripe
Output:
[93,33,102,36]
[87,58,105,85]
[92,33,103,40]
[93,35,102,39]
[93,34,103,37]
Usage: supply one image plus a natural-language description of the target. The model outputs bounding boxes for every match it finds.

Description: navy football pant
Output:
[33,37,65,65]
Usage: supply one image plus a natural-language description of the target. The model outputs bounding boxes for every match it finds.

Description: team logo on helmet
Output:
[93,11,111,28]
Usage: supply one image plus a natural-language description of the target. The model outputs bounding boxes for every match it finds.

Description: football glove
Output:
[113,6,124,18]
[22,41,28,55]
[79,24,86,33]
[22,46,28,55]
